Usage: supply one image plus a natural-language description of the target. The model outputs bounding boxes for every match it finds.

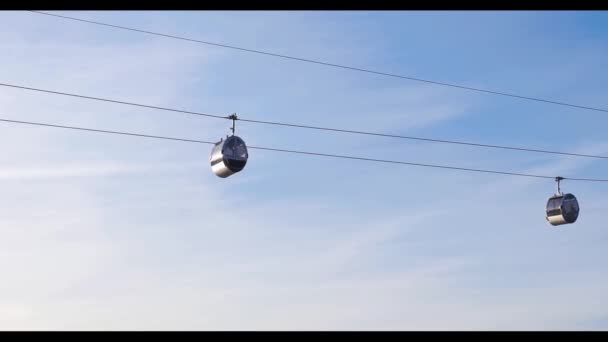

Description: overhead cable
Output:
[2,81,607,161]
[28,10,608,114]
[1,117,607,182]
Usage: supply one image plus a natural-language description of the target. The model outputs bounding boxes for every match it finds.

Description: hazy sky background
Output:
[1,10,608,330]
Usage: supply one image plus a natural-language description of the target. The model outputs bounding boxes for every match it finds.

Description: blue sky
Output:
[1,10,608,330]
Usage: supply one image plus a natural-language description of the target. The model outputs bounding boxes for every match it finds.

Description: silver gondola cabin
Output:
[546,177,580,226]
[210,135,249,178]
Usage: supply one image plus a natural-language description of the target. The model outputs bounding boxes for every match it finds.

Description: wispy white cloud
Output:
[0,163,147,180]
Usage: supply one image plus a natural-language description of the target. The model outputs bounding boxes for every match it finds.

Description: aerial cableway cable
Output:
[1,82,607,161]
[0,117,607,183]
[28,10,608,115]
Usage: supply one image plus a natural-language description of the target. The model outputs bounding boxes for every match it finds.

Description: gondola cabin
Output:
[210,135,248,178]
[546,193,579,226]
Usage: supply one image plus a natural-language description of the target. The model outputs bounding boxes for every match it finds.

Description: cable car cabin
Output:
[210,135,249,178]
[546,193,579,226]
